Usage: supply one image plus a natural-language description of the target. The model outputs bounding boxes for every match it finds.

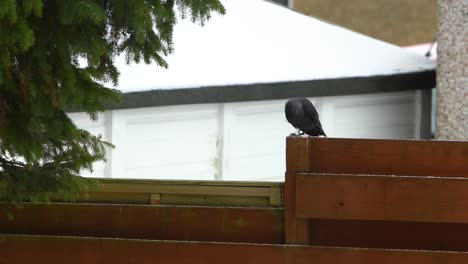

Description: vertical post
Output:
[436,0,468,140]
[285,137,311,245]
[269,186,282,207]
[150,193,161,205]
[104,111,114,178]
[415,89,433,139]
[215,104,225,180]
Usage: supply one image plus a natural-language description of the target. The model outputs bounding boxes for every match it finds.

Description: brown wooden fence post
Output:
[285,136,311,244]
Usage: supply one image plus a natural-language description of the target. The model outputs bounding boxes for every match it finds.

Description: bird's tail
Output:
[318,124,326,137]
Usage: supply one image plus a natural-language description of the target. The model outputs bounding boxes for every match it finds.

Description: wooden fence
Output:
[2,234,468,264]
[1,137,468,263]
[67,179,283,207]
[286,137,468,251]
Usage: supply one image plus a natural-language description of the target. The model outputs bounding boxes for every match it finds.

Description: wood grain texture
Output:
[94,178,284,187]
[285,173,310,245]
[269,186,283,206]
[285,137,468,249]
[286,136,311,172]
[0,203,284,244]
[2,234,468,264]
[308,219,468,251]
[296,173,468,223]
[289,137,468,177]
[75,192,272,207]
[285,137,312,244]
[97,183,270,197]
[150,193,161,205]
[50,179,284,207]
[159,194,271,207]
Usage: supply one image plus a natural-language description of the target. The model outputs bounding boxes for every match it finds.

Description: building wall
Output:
[436,0,468,140]
[292,0,437,46]
[70,90,427,181]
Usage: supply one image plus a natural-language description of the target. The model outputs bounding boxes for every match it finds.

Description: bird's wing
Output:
[302,100,319,119]
[304,119,327,136]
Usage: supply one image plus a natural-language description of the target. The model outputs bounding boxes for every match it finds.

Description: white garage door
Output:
[69,90,422,181]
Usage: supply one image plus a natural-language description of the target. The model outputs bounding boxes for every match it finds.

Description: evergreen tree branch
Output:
[0,0,224,203]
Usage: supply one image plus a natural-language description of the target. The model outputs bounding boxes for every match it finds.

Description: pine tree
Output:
[0,0,225,202]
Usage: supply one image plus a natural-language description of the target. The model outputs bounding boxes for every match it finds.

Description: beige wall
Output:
[292,0,437,46]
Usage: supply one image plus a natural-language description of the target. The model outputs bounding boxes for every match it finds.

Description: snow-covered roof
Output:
[107,0,435,108]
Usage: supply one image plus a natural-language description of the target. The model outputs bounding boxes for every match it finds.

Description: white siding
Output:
[223,100,293,181]
[110,104,218,180]
[67,112,107,178]
[69,90,423,181]
[320,92,416,139]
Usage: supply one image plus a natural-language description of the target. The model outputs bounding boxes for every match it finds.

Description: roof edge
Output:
[89,69,435,111]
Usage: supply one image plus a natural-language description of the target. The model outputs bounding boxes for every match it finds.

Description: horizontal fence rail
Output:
[2,234,468,264]
[286,137,468,176]
[295,173,468,223]
[305,218,468,251]
[0,203,284,244]
[67,179,284,207]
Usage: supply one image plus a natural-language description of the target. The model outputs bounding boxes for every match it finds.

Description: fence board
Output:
[0,203,284,244]
[288,137,468,176]
[2,234,468,264]
[296,173,468,223]
[307,219,468,251]
[296,174,468,223]
[59,179,284,207]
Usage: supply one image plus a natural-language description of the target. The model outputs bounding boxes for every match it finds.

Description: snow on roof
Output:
[111,0,435,93]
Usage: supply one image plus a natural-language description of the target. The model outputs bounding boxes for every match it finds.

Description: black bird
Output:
[285,97,326,137]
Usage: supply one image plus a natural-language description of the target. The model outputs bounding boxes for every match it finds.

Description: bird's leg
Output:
[289,128,302,137]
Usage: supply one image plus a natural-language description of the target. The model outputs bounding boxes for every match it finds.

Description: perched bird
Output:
[285,97,326,137]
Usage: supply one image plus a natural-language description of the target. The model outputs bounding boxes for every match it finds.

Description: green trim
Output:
[100,70,435,110]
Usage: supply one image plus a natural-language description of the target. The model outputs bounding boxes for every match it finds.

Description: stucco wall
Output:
[292,0,437,46]
[436,0,468,140]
